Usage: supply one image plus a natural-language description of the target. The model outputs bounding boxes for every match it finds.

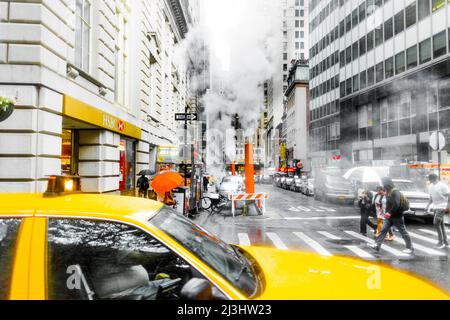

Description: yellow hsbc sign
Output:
[63,95,141,140]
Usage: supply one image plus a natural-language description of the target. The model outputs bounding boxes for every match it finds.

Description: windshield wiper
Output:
[234,265,249,282]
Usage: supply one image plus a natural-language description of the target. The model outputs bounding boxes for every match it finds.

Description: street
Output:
[196,184,450,292]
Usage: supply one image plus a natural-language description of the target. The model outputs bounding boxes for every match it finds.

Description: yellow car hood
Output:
[240,246,449,300]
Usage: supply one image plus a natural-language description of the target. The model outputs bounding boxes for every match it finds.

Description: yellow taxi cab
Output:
[0,176,448,300]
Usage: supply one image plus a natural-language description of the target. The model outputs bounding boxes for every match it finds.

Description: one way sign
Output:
[175,113,198,121]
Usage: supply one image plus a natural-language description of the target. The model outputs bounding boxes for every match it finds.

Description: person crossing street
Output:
[369,178,414,254]
[373,186,395,241]
[426,174,450,249]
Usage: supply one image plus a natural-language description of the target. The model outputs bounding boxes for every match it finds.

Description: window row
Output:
[310,75,340,99]
[310,99,340,121]
[339,29,449,98]
[310,0,442,61]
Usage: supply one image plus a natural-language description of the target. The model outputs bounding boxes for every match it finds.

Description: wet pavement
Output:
[193,184,450,293]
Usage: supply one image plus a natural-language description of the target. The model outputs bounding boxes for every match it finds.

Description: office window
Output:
[418,0,431,20]
[346,15,352,32]
[352,8,359,27]
[295,20,300,28]
[433,30,447,59]
[367,30,374,51]
[375,25,383,47]
[432,0,445,12]
[376,62,384,83]
[74,0,91,72]
[394,11,404,35]
[360,71,367,89]
[340,50,345,67]
[438,78,450,109]
[385,57,394,79]
[353,75,359,92]
[405,2,417,29]
[419,38,432,64]
[367,66,375,86]
[395,51,406,75]
[346,78,352,95]
[384,18,393,41]
[406,45,418,69]
[340,20,345,37]
[359,37,366,56]
[346,46,352,64]
[359,2,366,22]
[340,81,346,97]
[352,42,359,60]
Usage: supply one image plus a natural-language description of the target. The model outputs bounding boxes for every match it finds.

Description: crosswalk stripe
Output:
[345,245,375,259]
[408,231,438,244]
[419,229,450,237]
[266,232,289,250]
[297,206,311,212]
[344,231,410,257]
[318,231,341,240]
[392,237,446,256]
[285,216,360,221]
[294,232,333,256]
[237,233,251,246]
[309,207,325,212]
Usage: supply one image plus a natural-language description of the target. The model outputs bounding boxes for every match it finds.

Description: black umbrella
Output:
[138,169,155,176]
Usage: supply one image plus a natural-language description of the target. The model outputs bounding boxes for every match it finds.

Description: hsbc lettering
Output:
[103,114,117,130]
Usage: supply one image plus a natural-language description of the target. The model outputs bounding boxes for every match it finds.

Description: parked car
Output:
[261,174,273,184]
[218,176,245,198]
[279,175,287,189]
[314,174,355,204]
[273,173,285,187]
[284,175,295,190]
[392,179,433,220]
[302,178,315,196]
[292,176,303,192]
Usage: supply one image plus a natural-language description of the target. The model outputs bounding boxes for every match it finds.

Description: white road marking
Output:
[237,233,251,246]
[392,237,446,256]
[317,231,342,240]
[418,228,450,237]
[344,231,410,257]
[297,206,312,212]
[345,245,375,259]
[318,207,336,212]
[309,206,325,212]
[285,216,360,221]
[408,231,438,244]
[266,232,289,250]
[293,232,333,256]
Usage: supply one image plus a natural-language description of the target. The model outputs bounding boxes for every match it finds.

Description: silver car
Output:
[218,176,245,198]
[393,179,433,219]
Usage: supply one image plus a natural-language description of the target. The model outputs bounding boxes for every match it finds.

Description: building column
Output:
[0,85,62,193]
[78,130,120,193]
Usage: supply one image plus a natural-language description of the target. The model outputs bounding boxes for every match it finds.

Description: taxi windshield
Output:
[150,207,260,297]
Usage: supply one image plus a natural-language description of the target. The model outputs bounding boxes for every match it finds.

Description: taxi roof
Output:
[0,193,164,221]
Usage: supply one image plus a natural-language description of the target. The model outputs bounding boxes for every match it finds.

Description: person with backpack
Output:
[137,174,150,198]
[426,174,449,249]
[370,177,414,254]
[373,186,395,241]
[358,190,377,236]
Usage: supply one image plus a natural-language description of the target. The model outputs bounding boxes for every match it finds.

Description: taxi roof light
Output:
[44,176,82,197]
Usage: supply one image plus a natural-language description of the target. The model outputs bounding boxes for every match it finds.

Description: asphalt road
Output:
[195,184,450,293]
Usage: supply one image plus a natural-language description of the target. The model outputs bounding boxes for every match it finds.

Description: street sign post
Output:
[430,131,446,179]
[175,113,198,121]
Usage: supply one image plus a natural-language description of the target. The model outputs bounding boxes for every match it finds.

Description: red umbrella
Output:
[151,172,184,193]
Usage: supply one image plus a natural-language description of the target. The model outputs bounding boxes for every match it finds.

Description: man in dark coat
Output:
[369,178,414,254]
[358,190,377,236]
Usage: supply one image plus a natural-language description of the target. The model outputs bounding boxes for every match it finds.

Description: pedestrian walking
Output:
[373,186,395,241]
[426,174,449,249]
[203,175,209,193]
[370,178,414,254]
[137,174,150,198]
[358,190,377,236]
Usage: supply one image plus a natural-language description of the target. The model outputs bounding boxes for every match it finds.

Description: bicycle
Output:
[201,193,231,214]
